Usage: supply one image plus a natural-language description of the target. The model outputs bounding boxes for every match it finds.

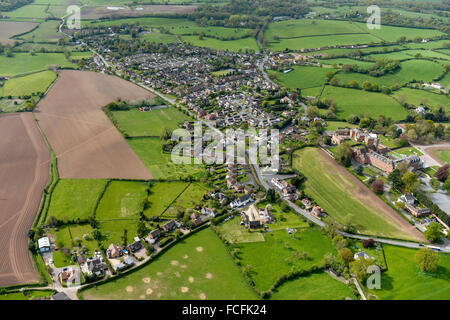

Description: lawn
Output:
[163,182,209,218]
[324,121,358,131]
[389,146,423,157]
[127,137,206,180]
[95,181,148,220]
[392,88,449,111]
[432,148,450,164]
[268,65,338,90]
[368,245,450,300]
[320,86,408,120]
[0,290,54,300]
[293,147,419,240]
[47,179,107,223]
[378,135,406,149]
[269,272,355,300]
[181,35,259,52]
[144,181,189,218]
[0,52,76,76]
[237,227,336,292]
[111,107,193,137]
[81,228,259,300]
[216,216,265,243]
[1,70,56,97]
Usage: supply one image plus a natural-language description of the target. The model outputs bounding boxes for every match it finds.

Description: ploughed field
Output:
[34,70,153,179]
[0,113,50,286]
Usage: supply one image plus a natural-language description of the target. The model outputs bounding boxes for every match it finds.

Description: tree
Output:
[350,258,374,282]
[335,142,351,167]
[362,238,375,248]
[401,171,419,193]
[339,248,354,265]
[424,222,443,243]
[434,164,449,182]
[332,235,348,250]
[415,248,439,272]
[371,179,384,194]
[355,165,363,175]
[91,229,102,241]
[137,220,149,238]
[388,169,403,189]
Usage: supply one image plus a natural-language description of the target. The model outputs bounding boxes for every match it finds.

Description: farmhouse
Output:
[397,194,415,205]
[240,204,274,229]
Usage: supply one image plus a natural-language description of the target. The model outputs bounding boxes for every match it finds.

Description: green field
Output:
[268,66,338,90]
[378,135,406,149]
[368,245,450,300]
[81,228,259,300]
[216,216,265,243]
[127,137,206,180]
[389,146,423,157]
[144,181,189,218]
[392,88,449,111]
[301,86,323,97]
[324,121,358,131]
[432,148,450,164]
[293,147,418,240]
[98,219,140,247]
[237,227,336,292]
[181,35,259,52]
[163,182,208,218]
[69,51,93,60]
[320,86,408,120]
[111,107,192,137]
[321,58,374,67]
[270,272,355,300]
[0,52,76,76]
[0,290,54,300]
[47,179,107,223]
[1,70,56,97]
[356,22,445,42]
[96,181,148,220]
[20,20,62,42]
[3,4,50,19]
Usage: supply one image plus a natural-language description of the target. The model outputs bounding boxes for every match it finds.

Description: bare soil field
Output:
[81,5,197,19]
[0,113,50,287]
[0,21,38,45]
[34,70,153,179]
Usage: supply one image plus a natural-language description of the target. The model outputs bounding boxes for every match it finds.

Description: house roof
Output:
[52,292,71,300]
[38,237,50,249]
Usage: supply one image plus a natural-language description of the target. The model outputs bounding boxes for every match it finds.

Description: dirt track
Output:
[35,70,153,179]
[0,113,50,287]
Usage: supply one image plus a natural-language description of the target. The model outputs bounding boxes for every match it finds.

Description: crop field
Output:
[269,272,355,300]
[368,245,450,300]
[95,181,148,220]
[0,53,75,77]
[335,59,445,88]
[237,227,336,292]
[162,183,208,218]
[320,86,408,120]
[268,66,338,90]
[181,35,259,52]
[35,70,153,179]
[111,107,193,137]
[293,147,423,241]
[20,20,62,42]
[0,21,38,45]
[127,137,205,180]
[47,179,107,223]
[143,181,189,218]
[81,228,258,300]
[2,70,56,97]
[392,88,449,111]
[0,113,50,287]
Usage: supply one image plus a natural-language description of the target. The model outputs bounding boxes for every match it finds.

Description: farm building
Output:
[38,237,51,253]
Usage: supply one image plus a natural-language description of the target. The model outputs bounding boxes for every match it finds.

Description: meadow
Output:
[19,20,62,42]
[98,219,139,247]
[111,107,193,137]
[144,181,190,218]
[354,22,445,42]
[2,70,56,97]
[162,182,208,218]
[3,4,50,19]
[269,272,355,300]
[268,66,338,90]
[320,86,408,120]
[392,88,450,111]
[293,147,421,240]
[95,181,148,220]
[81,228,259,300]
[368,245,450,300]
[181,35,259,52]
[321,58,374,67]
[324,121,358,131]
[0,52,76,76]
[47,179,108,223]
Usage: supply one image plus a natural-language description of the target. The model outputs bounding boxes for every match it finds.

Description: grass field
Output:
[268,66,338,90]
[368,245,450,300]
[335,59,445,88]
[324,121,358,131]
[69,51,93,60]
[127,137,206,180]
[270,272,355,300]
[355,22,446,42]
[181,35,259,52]
[111,107,192,137]
[20,20,62,42]
[432,148,450,164]
[0,290,54,300]
[144,181,189,218]
[95,181,148,220]
[47,179,107,223]
[301,86,323,97]
[3,4,50,19]
[392,88,449,111]
[162,182,208,218]
[293,147,419,240]
[237,227,336,292]
[0,52,75,76]
[320,86,408,120]
[378,135,406,149]
[1,70,56,97]
[98,219,139,247]
[321,58,374,67]
[389,146,423,158]
[81,228,259,300]
[216,216,265,243]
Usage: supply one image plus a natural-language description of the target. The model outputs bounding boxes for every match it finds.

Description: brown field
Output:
[0,113,50,287]
[81,5,197,19]
[34,70,153,179]
[0,21,38,45]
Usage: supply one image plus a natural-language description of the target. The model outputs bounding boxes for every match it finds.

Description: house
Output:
[301,198,312,208]
[107,243,122,259]
[38,237,51,253]
[405,203,431,218]
[192,217,204,227]
[162,220,177,232]
[85,257,107,276]
[77,254,87,265]
[311,206,326,218]
[398,194,415,205]
[201,207,217,218]
[241,204,274,229]
[147,229,161,240]
[354,251,374,260]
[124,256,135,266]
[127,241,143,253]
[230,194,252,209]
[59,267,77,283]
[51,292,71,300]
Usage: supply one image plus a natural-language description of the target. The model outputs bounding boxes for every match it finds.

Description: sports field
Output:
[47,179,107,223]
[368,245,450,300]
[268,66,338,90]
[293,147,423,240]
[1,70,56,97]
[81,228,258,300]
[320,86,408,120]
